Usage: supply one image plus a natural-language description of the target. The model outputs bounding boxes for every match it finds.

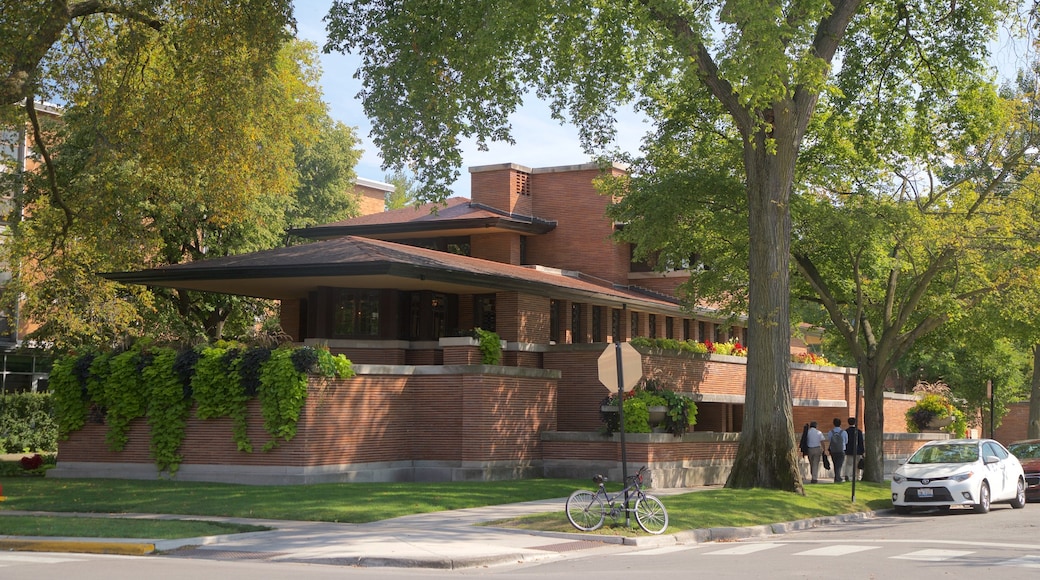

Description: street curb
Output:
[0,509,891,568]
[0,538,157,556]
[294,551,558,570]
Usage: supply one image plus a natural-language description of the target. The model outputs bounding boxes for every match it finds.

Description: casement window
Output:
[592,306,604,343]
[475,294,496,332]
[550,299,561,344]
[332,289,380,337]
[571,303,582,343]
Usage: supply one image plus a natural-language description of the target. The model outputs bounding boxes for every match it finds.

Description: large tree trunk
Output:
[725,128,802,492]
[858,361,886,482]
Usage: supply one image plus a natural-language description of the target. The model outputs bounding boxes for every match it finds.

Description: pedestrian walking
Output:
[806,421,825,483]
[845,417,865,481]
[827,418,847,484]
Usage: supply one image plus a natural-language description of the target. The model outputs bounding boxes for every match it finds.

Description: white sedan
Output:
[891,438,1026,514]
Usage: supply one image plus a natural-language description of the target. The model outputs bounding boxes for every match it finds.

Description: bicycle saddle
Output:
[592,474,607,484]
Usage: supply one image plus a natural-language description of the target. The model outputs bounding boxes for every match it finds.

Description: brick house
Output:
[53,162,929,486]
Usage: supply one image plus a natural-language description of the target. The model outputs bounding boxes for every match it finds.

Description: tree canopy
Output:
[325,0,1015,491]
[2,2,362,348]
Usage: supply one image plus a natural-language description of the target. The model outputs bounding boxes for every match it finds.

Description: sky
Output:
[293,0,1034,197]
[292,0,646,196]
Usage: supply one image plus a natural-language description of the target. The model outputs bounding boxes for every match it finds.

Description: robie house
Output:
[51,162,923,486]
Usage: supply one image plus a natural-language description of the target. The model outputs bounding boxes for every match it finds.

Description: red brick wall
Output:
[546,346,858,433]
[327,346,407,366]
[354,183,388,216]
[995,402,1032,444]
[628,276,687,297]
[525,166,630,284]
[57,371,558,475]
[470,232,521,265]
[791,365,850,401]
[542,437,740,464]
[469,165,533,215]
[884,396,917,434]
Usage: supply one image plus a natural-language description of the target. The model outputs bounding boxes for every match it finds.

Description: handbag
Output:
[822,454,831,470]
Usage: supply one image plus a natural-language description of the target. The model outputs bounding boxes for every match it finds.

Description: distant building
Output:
[0,102,61,391]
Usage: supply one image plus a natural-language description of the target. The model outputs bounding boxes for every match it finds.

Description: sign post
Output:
[598,342,642,526]
[987,379,994,439]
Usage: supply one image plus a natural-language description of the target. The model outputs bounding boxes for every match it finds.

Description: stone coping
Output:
[351,363,560,379]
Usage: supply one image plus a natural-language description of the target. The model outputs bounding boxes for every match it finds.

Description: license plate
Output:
[917,488,933,498]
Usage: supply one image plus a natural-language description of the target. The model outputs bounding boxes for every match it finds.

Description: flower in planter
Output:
[905,381,967,437]
[600,376,697,436]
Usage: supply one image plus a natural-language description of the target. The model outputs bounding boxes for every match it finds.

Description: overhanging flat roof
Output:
[102,236,683,314]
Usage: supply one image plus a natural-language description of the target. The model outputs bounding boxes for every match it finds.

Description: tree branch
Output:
[2,0,163,106]
[25,95,73,260]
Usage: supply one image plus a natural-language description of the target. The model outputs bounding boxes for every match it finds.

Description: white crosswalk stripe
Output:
[892,549,975,562]
[628,546,701,556]
[704,543,784,555]
[794,545,880,556]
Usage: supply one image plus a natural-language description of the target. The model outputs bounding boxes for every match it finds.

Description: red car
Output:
[1008,439,1040,502]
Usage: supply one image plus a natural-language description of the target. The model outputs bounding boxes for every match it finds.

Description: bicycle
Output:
[565,466,669,534]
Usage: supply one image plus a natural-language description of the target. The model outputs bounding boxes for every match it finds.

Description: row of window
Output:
[324,288,744,345]
[551,300,743,345]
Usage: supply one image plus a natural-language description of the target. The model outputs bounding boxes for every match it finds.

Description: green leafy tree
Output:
[3,5,361,347]
[894,299,1032,434]
[790,73,1040,480]
[288,118,363,232]
[325,1,1019,490]
[384,169,417,210]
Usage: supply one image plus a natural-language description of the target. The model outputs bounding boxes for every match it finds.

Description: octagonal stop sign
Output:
[598,342,642,393]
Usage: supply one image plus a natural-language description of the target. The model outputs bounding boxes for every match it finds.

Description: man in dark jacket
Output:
[845,417,865,482]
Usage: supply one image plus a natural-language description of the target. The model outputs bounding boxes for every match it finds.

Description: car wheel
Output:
[1011,478,1026,509]
[972,481,991,514]
[894,505,912,515]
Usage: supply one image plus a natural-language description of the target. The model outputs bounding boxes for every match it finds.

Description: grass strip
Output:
[0,515,268,539]
[0,477,586,523]
[488,482,893,536]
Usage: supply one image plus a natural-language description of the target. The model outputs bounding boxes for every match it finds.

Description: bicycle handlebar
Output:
[593,466,649,486]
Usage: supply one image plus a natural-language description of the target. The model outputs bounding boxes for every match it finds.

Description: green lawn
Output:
[493,481,893,536]
[0,515,268,539]
[0,476,586,523]
[0,475,891,539]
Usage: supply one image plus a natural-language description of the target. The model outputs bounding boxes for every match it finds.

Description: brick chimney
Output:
[468,163,533,215]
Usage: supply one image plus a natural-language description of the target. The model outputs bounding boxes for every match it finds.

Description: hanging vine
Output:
[49,340,354,475]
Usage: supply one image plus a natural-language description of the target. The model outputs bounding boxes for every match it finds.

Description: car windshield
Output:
[1009,443,1040,459]
[908,443,978,464]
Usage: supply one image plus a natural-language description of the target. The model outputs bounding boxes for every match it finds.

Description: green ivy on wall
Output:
[48,341,355,475]
[144,347,192,474]
[193,343,251,452]
[49,355,90,437]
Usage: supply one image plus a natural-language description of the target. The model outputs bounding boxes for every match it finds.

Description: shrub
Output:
[0,392,57,453]
[471,328,503,365]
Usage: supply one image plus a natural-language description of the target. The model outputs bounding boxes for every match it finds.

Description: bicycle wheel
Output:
[566,489,605,531]
[634,494,668,534]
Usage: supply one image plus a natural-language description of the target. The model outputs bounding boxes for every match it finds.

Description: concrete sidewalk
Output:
[0,491,882,569]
